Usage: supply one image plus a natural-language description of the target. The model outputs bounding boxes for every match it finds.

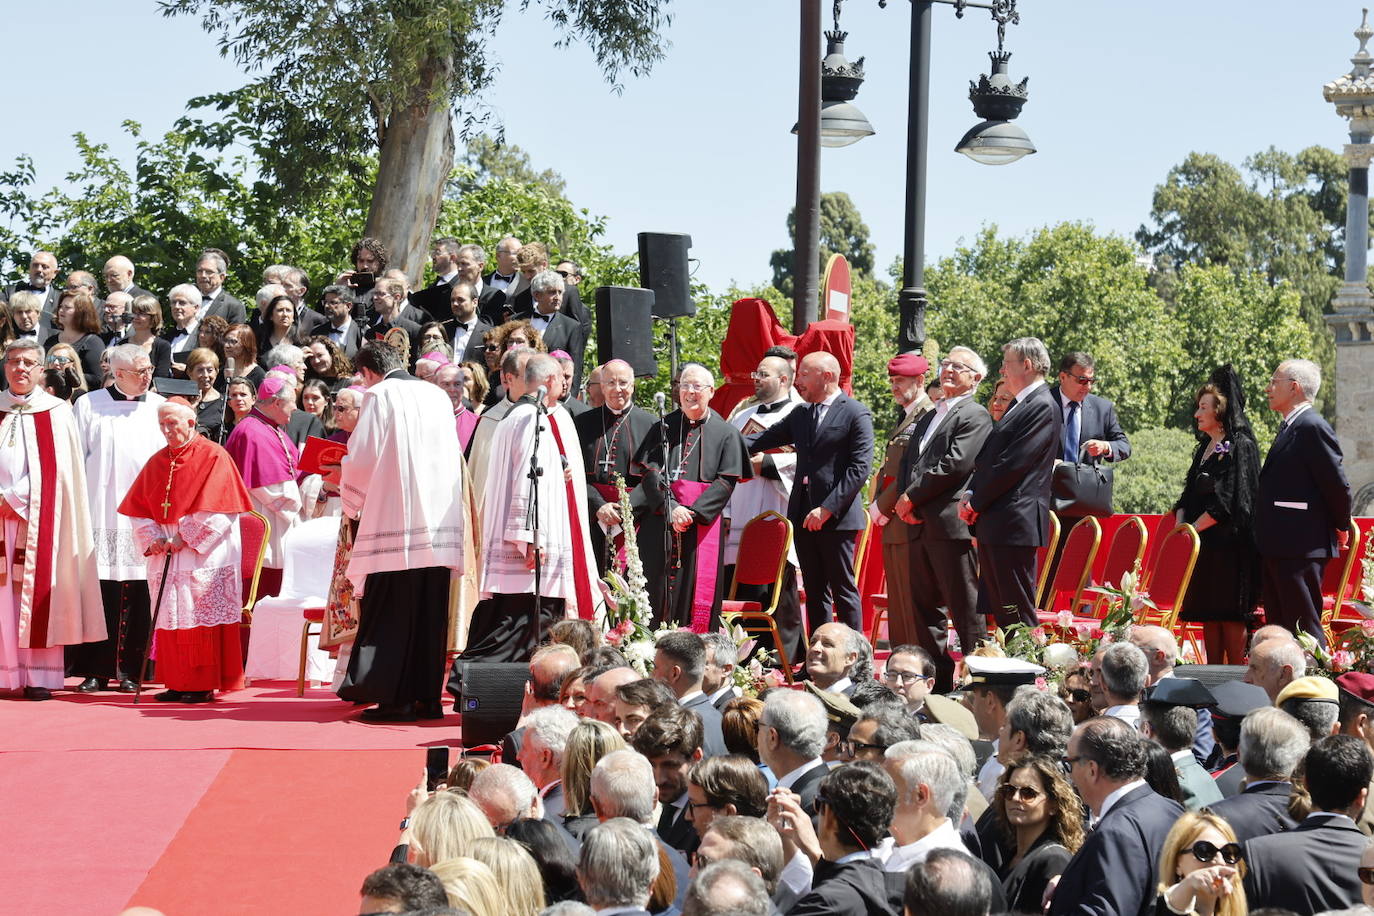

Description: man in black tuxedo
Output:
[483,235,522,295]
[193,252,248,324]
[365,277,421,353]
[758,688,831,816]
[408,236,462,320]
[441,280,492,365]
[960,337,1061,629]
[746,351,874,632]
[894,346,993,689]
[1209,705,1305,842]
[2,250,60,339]
[318,285,364,359]
[1244,735,1371,913]
[1049,716,1185,916]
[1257,358,1352,648]
[100,255,153,302]
[523,269,586,388]
[281,266,327,337]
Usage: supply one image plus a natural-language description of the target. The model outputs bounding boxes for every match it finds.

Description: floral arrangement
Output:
[600,474,655,653]
[1298,620,1374,678]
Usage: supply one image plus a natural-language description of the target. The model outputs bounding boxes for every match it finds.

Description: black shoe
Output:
[360,703,417,722]
[23,686,52,701]
[116,679,138,693]
[181,690,214,704]
[73,677,105,694]
[154,689,184,702]
[415,699,444,720]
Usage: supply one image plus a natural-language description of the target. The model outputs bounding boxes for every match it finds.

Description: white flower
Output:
[1042,642,1080,669]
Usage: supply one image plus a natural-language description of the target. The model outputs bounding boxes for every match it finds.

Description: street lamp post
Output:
[883,0,1034,353]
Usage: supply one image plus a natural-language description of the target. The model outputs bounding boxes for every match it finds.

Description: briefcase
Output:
[1052,455,1113,517]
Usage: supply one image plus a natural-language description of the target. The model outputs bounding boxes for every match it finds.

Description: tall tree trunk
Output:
[365,58,454,287]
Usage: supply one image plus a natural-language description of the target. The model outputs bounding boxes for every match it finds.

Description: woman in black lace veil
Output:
[1172,365,1261,664]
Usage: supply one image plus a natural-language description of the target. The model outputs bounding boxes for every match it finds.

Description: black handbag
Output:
[1052,451,1113,517]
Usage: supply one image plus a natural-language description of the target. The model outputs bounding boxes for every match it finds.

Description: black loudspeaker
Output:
[596,286,658,377]
[458,662,530,749]
[638,231,695,318]
[1174,664,1247,689]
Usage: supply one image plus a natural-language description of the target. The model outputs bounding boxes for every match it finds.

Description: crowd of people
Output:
[1,238,1365,916]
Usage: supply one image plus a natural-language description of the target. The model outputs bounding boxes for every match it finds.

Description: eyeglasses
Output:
[690,850,717,869]
[117,367,155,377]
[1188,841,1242,866]
[939,360,974,374]
[5,358,41,369]
[1065,688,1092,703]
[1064,373,1098,385]
[881,669,927,685]
[998,784,1044,802]
[1267,375,1298,388]
[839,739,887,758]
[679,383,712,393]
[1061,755,1083,768]
[1359,866,1374,886]
[686,800,717,812]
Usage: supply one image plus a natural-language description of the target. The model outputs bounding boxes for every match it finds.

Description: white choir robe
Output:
[467,398,514,516]
[725,399,801,567]
[248,480,302,569]
[479,403,598,616]
[0,410,56,687]
[131,513,244,631]
[73,388,166,580]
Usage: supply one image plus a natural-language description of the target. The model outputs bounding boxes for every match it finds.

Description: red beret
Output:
[1336,670,1374,707]
[886,353,929,378]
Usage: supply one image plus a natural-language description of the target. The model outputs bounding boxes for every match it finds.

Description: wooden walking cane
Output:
[133,549,174,705]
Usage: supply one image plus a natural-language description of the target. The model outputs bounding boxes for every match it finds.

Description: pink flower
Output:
[1056,610,1074,628]
[1361,619,1374,634]
[1031,627,1048,646]
[1035,677,1048,690]
[1091,628,1107,641]
[605,619,633,646]
[763,669,787,688]
[1074,622,1093,639]
[1334,650,1356,671]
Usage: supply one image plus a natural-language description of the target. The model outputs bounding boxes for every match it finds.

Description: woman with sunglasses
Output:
[1156,811,1246,916]
[993,753,1085,913]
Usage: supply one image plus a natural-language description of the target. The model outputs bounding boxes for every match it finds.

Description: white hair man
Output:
[682,859,770,916]
[880,740,969,872]
[224,372,303,599]
[590,749,690,912]
[469,763,542,830]
[1245,635,1306,703]
[1257,357,1352,649]
[118,399,255,702]
[67,344,167,693]
[0,340,104,699]
[516,702,581,822]
[758,689,830,814]
[578,817,660,915]
[633,362,749,628]
[101,255,149,300]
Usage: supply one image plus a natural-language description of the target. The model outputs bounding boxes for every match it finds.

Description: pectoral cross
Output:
[162,453,183,519]
[4,405,27,448]
[598,455,616,473]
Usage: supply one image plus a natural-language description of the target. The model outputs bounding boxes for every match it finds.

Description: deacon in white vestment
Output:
[0,340,105,698]
[333,341,465,722]
[463,355,598,667]
[723,355,804,662]
[465,347,532,510]
[66,344,166,691]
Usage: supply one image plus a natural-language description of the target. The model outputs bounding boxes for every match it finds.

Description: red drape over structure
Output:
[713,298,855,418]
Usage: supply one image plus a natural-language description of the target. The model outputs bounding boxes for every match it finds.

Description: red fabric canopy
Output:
[712,298,855,417]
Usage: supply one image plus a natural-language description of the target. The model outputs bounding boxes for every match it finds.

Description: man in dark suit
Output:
[1244,735,1372,913]
[651,630,727,758]
[366,277,421,353]
[577,817,659,916]
[588,750,690,913]
[408,236,462,320]
[508,242,591,338]
[747,351,874,632]
[483,236,522,295]
[960,337,1061,629]
[894,346,994,689]
[1336,670,1374,834]
[100,255,153,302]
[631,704,706,855]
[520,269,587,388]
[2,250,61,339]
[1046,351,1131,580]
[758,689,831,816]
[1257,358,1352,648]
[1209,706,1305,842]
[441,280,493,366]
[194,252,248,324]
[1050,716,1185,916]
[281,266,327,338]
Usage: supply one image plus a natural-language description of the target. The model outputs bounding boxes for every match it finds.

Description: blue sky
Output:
[7,2,1370,291]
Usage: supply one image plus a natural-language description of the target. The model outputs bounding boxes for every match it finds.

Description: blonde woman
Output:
[1156,811,1246,916]
[407,791,495,867]
[428,856,509,916]
[469,836,546,916]
[560,719,627,841]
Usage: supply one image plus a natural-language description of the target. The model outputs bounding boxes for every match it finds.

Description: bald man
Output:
[746,351,874,633]
[102,255,152,301]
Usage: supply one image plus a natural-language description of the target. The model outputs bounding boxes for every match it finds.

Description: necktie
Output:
[1064,401,1081,462]
[1278,419,1290,436]
[658,802,678,833]
[812,403,824,432]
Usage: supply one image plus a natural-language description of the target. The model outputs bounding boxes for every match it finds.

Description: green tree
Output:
[160,0,672,282]
[1112,427,1196,514]
[453,135,566,197]
[769,191,877,298]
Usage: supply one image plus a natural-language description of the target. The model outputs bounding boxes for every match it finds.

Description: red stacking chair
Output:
[720,511,798,681]
[1035,516,1101,630]
[1032,512,1062,611]
[1321,518,1364,647]
[1074,515,1149,619]
[1139,524,1201,641]
[239,510,270,623]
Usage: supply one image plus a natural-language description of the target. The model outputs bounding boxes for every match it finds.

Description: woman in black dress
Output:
[994,753,1085,914]
[1173,365,1260,665]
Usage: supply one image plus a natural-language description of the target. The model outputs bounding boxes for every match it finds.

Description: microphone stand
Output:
[527,391,546,651]
[654,396,673,623]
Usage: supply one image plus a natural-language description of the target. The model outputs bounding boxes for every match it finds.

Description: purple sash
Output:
[671,479,721,633]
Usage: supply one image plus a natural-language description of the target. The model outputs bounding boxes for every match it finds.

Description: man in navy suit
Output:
[746,351,874,633]
[1209,705,1305,841]
[1244,735,1371,913]
[1257,359,1351,648]
[1049,716,1185,916]
[960,338,1061,629]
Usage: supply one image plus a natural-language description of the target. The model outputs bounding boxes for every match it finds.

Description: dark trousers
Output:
[907,536,984,692]
[338,566,450,705]
[1260,556,1328,648]
[794,528,860,633]
[65,579,151,682]
[976,542,1039,629]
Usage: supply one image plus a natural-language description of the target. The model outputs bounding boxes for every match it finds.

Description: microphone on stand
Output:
[654,391,666,416]
[534,384,549,403]
[225,356,237,381]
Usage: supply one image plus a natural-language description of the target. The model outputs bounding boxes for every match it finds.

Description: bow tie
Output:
[454,322,469,332]
[756,402,784,415]
[493,273,514,283]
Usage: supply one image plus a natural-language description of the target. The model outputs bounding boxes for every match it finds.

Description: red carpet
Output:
[1,679,465,916]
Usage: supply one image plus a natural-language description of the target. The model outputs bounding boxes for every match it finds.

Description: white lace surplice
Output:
[132,511,243,630]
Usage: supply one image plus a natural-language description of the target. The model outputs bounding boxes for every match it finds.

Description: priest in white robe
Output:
[120,400,255,703]
[465,348,531,511]
[333,341,465,722]
[67,343,166,692]
[464,354,598,667]
[0,340,104,699]
[724,354,804,663]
